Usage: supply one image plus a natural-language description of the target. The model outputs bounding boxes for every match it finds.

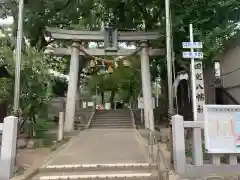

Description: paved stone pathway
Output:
[44,128,148,166]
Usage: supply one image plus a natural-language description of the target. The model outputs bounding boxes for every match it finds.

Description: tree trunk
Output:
[32,110,36,137]
[129,96,132,108]
[101,91,104,105]
[110,90,116,109]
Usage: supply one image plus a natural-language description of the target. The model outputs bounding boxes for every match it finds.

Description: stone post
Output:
[0,116,18,179]
[172,114,186,174]
[140,41,154,131]
[64,42,80,132]
[58,112,64,141]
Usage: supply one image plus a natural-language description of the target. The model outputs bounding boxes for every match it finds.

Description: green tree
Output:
[0,43,54,136]
[88,73,106,104]
[117,58,141,104]
[2,0,238,59]
[87,57,141,107]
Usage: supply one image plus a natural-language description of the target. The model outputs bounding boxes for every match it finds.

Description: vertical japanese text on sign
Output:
[194,61,205,119]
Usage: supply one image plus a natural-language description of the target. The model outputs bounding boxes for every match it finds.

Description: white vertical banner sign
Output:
[191,60,205,121]
[189,24,204,165]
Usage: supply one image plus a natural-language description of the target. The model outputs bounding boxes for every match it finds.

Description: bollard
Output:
[58,112,64,141]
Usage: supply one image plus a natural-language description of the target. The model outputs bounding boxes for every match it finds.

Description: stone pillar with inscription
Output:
[191,59,205,165]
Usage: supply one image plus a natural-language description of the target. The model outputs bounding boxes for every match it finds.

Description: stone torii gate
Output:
[46,27,164,132]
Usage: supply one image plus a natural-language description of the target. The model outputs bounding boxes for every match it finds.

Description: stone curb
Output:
[11,130,87,180]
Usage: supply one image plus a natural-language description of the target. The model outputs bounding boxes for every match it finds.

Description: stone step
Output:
[95,114,130,115]
[39,163,155,173]
[95,116,131,118]
[93,118,131,121]
[95,117,130,119]
[92,118,131,121]
[33,163,157,180]
[94,119,131,121]
[92,119,131,121]
[95,114,130,116]
[95,115,130,118]
[96,111,130,113]
[32,172,155,180]
[93,120,131,122]
[97,112,130,113]
[93,116,132,120]
[91,126,133,129]
[96,110,130,112]
[91,120,132,123]
[92,122,132,126]
[91,123,132,126]
[94,115,130,117]
[95,112,130,115]
[91,125,133,128]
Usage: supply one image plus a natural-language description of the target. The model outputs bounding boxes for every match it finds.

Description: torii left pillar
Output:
[64,42,80,132]
[140,41,155,131]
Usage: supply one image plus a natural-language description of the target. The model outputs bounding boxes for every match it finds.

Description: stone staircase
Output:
[31,163,158,180]
[28,109,160,180]
[90,109,133,129]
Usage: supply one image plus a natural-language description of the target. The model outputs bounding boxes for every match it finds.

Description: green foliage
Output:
[1,0,238,81]
[19,48,53,116]
[2,0,239,64]
[52,78,68,96]
[0,43,54,136]
[172,0,240,65]
[24,117,54,138]
[87,58,141,103]
[88,74,107,95]
[34,117,55,138]
[117,59,141,102]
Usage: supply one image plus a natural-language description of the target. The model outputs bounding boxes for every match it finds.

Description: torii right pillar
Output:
[140,41,155,131]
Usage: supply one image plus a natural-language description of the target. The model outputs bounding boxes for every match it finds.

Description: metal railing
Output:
[146,128,171,180]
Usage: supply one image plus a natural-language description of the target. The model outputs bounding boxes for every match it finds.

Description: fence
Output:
[0,116,18,179]
[172,114,240,179]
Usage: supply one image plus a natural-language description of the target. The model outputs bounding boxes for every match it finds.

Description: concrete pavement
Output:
[43,128,148,166]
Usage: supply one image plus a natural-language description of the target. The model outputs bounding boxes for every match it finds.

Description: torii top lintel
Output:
[46,27,162,42]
